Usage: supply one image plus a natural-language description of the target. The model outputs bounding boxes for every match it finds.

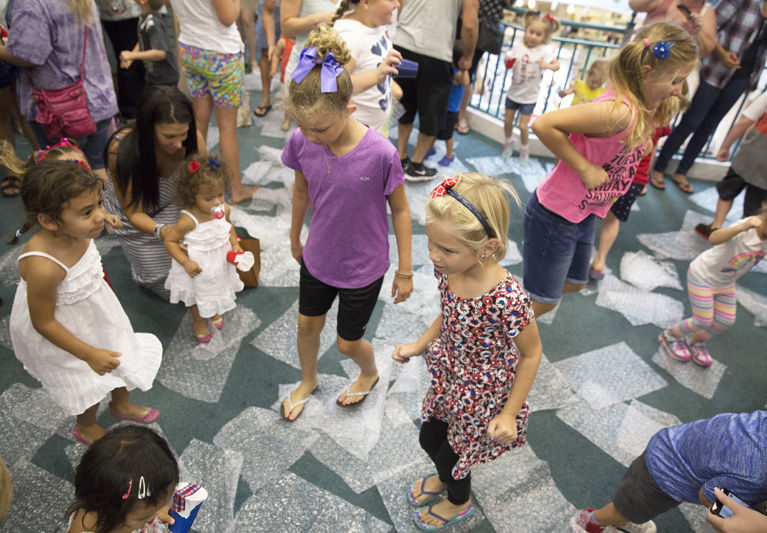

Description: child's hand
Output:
[579,162,610,189]
[716,145,731,162]
[119,50,133,69]
[487,412,518,444]
[86,348,121,376]
[744,216,763,230]
[392,343,423,363]
[232,243,244,254]
[104,213,122,233]
[155,504,175,526]
[391,276,413,304]
[291,241,303,264]
[376,50,402,83]
[184,260,202,277]
[706,487,767,533]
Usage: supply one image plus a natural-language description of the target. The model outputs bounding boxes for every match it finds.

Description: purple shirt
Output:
[7,0,118,122]
[281,127,405,288]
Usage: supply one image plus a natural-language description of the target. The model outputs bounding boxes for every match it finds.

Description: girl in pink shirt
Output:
[523,22,697,318]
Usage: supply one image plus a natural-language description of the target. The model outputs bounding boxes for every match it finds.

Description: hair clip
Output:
[544,13,556,24]
[291,46,345,93]
[188,161,201,173]
[71,159,91,170]
[14,229,23,240]
[208,157,221,168]
[137,476,147,500]
[431,177,494,239]
[122,478,133,500]
[643,38,674,59]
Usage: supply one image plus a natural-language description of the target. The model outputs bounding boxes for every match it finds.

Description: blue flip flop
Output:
[413,503,475,531]
[407,473,443,507]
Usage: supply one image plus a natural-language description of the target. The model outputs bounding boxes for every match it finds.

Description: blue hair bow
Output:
[291,46,345,93]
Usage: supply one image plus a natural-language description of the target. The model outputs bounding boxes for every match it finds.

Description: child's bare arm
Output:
[708,216,763,245]
[163,214,201,277]
[558,80,576,98]
[392,314,442,363]
[290,171,311,263]
[349,49,402,95]
[387,184,413,304]
[23,258,120,374]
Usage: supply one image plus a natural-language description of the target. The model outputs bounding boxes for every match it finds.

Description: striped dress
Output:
[104,172,181,299]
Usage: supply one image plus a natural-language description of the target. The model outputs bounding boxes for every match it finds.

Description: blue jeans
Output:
[522,192,595,305]
[28,118,112,170]
[653,77,749,176]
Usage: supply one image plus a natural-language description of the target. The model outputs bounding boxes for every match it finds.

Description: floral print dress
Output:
[422,269,535,480]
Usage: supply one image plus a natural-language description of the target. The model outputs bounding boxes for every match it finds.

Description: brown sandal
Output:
[649,173,665,190]
[670,174,694,194]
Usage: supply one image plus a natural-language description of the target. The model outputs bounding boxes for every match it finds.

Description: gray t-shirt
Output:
[393,0,461,63]
[138,13,178,86]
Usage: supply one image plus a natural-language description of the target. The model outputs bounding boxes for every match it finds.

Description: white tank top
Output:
[174,0,244,54]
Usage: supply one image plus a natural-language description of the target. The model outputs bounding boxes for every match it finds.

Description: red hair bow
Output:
[431,177,459,199]
[545,13,556,24]
[188,161,201,173]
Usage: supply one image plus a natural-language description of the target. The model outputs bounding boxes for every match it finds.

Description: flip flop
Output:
[282,386,318,422]
[1,176,20,197]
[108,402,161,424]
[407,473,444,507]
[455,120,470,135]
[413,504,475,531]
[336,376,379,408]
[649,173,666,190]
[253,104,272,117]
[670,174,694,194]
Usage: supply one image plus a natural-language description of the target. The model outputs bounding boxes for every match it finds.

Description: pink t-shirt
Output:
[281,127,405,288]
[535,91,644,223]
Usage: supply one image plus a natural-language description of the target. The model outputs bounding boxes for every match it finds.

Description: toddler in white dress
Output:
[164,154,244,343]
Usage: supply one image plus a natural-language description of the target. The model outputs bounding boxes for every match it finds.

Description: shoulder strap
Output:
[18,251,69,273]
[181,209,199,226]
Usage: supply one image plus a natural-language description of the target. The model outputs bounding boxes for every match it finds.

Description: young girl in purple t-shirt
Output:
[523,22,697,319]
[280,25,413,421]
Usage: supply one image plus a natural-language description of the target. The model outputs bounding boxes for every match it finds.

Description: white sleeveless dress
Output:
[164,210,243,318]
[9,241,162,416]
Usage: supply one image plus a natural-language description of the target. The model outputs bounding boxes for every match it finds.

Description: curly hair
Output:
[287,25,354,121]
[174,153,230,208]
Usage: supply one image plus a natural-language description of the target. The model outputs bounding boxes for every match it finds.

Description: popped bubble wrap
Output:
[2,460,73,532]
[652,349,727,400]
[594,274,684,328]
[619,250,682,292]
[526,353,578,412]
[737,282,767,327]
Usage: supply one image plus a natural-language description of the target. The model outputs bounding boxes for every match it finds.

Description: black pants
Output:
[102,18,145,118]
[419,419,471,504]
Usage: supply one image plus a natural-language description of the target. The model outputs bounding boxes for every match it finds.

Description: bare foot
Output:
[282,380,318,421]
[111,401,153,418]
[193,317,211,340]
[417,498,472,527]
[412,474,446,505]
[76,422,105,444]
[230,185,259,204]
[337,373,379,406]
[281,118,291,131]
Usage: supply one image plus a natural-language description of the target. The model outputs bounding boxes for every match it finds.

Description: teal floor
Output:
[1,79,766,532]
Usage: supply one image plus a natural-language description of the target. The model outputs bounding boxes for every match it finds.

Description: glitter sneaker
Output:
[502,138,515,158]
[658,331,691,362]
[570,509,604,533]
[520,145,530,165]
[689,341,713,367]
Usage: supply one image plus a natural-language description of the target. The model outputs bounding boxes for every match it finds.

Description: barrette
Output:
[643,38,674,59]
[122,478,133,500]
[137,476,147,500]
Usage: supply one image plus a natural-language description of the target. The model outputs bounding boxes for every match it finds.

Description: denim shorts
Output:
[505,97,535,116]
[28,118,112,170]
[522,191,594,305]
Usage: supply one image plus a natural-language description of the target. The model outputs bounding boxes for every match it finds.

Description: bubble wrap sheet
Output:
[553,342,667,409]
[251,300,337,369]
[1,460,73,532]
[737,283,767,327]
[234,471,390,532]
[689,186,743,222]
[0,244,21,287]
[465,155,515,179]
[94,235,122,256]
[206,126,219,150]
[637,230,710,262]
[619,250,682,292]
[678,501,717,533]
[651,349,727,400]
[157,305,261,402]
[178,438,243,533]
[518,158,552,193]
[594,274,684,329]
[527,353,578,412]
[213,406,317,494]
[375,460,486,533]
[556,399,681,467]
[472,446,576,533]
[388,353,432,421]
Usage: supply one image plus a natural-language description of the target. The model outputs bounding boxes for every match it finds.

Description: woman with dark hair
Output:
[104,85,206,298]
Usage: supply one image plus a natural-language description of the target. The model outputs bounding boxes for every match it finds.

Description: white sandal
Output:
[282,387,316,422]
[336,377,379,408]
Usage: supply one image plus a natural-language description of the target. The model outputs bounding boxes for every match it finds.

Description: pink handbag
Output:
[24,26,97,140]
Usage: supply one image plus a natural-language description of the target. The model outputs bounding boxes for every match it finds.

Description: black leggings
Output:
[419,419,471,504]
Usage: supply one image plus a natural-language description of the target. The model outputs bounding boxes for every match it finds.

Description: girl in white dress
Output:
[163,154,244,343]
[9,158,162,447]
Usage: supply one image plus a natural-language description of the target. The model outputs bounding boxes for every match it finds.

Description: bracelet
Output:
[395,270,413,279]
[153,224,165,239]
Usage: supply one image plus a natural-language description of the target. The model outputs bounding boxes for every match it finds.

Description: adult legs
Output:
[216,105,257,203]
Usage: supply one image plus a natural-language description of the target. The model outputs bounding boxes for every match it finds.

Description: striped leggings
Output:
[667,270,736,342]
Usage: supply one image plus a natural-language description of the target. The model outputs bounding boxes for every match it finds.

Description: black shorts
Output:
[610,182,644,222]
[437,111,459,141]
[716,167,767,216]
[394,45,453,137]
[298,260,384,341]
[612,451,680,524]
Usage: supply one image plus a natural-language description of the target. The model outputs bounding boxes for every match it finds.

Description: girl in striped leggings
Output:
[659,206,767,366]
